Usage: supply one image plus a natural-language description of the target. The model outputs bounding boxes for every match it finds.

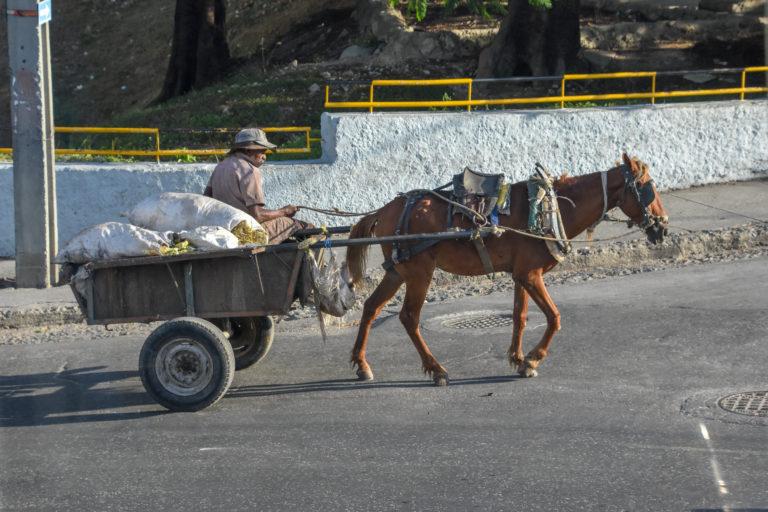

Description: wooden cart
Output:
[72,246,305,412]
[70,226,487,411]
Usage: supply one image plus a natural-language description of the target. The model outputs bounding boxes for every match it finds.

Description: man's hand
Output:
[248,205,299,224]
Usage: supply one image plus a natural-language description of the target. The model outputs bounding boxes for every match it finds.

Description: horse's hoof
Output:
[356,368,374,381]
[518,366,538,378]
[433,374,450,387]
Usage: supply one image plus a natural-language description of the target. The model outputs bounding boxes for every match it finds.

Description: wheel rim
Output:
[154,338,214,396]
[229,318,261,356]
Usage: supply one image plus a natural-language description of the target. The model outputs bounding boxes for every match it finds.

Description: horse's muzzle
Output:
[645,216,669,245]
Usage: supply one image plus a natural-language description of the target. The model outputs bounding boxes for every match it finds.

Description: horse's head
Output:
[617,153,669,245]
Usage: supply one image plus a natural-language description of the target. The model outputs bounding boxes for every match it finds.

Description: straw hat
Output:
[231,128,277,150]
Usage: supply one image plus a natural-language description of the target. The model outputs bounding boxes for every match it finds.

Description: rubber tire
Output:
[139,317,235,412]
[226,316,275,371]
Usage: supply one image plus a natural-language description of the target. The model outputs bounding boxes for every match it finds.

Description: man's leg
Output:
[261,217,310,244]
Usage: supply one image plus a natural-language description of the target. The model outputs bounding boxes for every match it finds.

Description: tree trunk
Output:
[476,0,580,78]
[156,0,230,104]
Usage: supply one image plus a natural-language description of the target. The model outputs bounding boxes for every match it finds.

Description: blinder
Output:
[620,164,661,231]
[637,179,656,208]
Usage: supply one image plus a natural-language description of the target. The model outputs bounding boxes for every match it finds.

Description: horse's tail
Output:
[346,213,379,287]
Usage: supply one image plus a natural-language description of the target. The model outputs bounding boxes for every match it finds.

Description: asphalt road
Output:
[1,257,767,511]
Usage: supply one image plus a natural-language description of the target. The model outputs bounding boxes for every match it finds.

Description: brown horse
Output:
[345,154,669,385]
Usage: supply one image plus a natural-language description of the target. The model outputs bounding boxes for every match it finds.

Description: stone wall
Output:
[1,99,766,256]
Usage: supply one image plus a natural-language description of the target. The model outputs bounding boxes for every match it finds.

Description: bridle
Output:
[618,164,665,230]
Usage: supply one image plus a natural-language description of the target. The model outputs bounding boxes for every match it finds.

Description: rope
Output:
[665,193,767,224]
[296,205,381,217]
[406,188,488,226]
[491,224,638,244]
[297,185,651,245]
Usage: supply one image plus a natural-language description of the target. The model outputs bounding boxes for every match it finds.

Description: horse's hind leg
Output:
[397,261,448,386]
[350,270,404,381]
[508,282,529,371]
[518,271,561,377]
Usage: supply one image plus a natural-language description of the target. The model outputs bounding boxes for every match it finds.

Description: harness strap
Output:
[392,193,420,265]
[382,239,442,272]
[472,235,496,276]
[382,187,496,273]
[586,170,608,242]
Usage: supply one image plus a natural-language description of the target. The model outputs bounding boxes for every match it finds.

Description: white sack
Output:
[55,222,169,264]
[127,192,266,237]
[179,226,240,251]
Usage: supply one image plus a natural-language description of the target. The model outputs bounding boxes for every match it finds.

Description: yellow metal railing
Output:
[56,126,161,162]
[0,126,316,161]
[324,67,768,111]
[368,78,473,113]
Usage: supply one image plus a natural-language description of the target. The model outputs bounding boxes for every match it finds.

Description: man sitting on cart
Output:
[204,128,308,244]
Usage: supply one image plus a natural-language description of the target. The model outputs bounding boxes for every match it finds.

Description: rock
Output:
[354,0,473,65]
[290,59,298,68]
[321,71,332,80]
[339,45,373,60]
[418,37,438,55]
[308,83,322,95]
[581,18,765,52]
[683,72,716,84]
[699,0,765,14]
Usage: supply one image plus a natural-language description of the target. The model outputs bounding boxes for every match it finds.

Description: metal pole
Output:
[7,0,57,288]
[41,14,57,282]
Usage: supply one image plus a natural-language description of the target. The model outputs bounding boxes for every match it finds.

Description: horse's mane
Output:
[632,158,650,180]
[553,173,577,188]
[552,156,649,192]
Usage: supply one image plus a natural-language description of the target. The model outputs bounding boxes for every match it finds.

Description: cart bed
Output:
[74,247,304,325]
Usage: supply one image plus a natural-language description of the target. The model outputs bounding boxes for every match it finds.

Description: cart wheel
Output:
[227,316,274,371]
[139,317,235,412]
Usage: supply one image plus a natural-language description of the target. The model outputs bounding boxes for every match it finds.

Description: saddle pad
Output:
[452,167,505,217]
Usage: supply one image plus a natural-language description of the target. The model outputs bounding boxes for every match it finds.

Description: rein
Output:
[296,205,381,217]
[297,164,667,246]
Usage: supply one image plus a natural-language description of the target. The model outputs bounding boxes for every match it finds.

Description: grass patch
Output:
[109,65,328,162]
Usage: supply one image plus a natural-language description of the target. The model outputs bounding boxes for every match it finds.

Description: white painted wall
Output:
[1,99,766,257]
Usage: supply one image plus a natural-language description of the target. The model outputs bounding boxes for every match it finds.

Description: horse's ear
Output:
[622,153,640,176]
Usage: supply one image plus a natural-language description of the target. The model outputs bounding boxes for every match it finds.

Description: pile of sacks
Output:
[56,193,269,264]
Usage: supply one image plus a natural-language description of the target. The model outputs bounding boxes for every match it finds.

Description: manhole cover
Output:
[718,391,768,417]
[442,313,515,330]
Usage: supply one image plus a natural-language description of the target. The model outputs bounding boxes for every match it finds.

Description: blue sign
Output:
[38,0,51,25]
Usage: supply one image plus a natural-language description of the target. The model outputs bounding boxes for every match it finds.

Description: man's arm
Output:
[247,205,298,224]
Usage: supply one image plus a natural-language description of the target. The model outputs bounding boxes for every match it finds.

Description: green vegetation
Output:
[387,0,516,21]
[86,65,328,163]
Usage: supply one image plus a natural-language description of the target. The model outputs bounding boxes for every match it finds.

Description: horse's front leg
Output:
[350,270,404,381]
[507,282,529,372]
[397,259,448,386]
[518,272,561,377]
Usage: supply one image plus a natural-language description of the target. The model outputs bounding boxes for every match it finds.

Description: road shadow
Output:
[227,374,521,399]
[0,366,164,427]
